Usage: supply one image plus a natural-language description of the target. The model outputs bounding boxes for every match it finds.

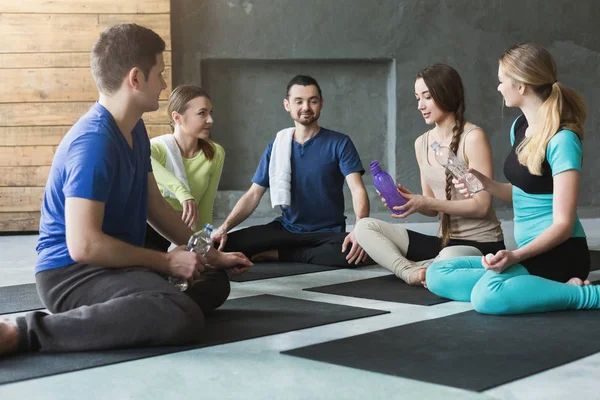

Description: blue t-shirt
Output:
[252,128,364,233]
[504,116,585,247]
[36,103,152,273]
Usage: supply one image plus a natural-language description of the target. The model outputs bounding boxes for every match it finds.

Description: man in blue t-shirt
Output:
[212,75,374,267]
[0,24,251,357]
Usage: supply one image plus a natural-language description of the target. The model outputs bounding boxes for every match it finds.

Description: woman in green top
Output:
[145,85,225,252]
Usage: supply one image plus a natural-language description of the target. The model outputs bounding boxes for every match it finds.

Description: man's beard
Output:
[294,112,319,126]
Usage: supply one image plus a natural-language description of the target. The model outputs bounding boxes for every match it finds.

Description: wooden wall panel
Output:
[0,0,172,231]
[0,125,170,146]
[0,0,169,14]
[0,127,69,146]
[0,146,56,167]
[0,51,172,69]
[0,14,171,53]
[0,102,168,127]
[0,166,51,187]
[0,187,45,212]
[147,125,171,139]
[0,212,40,232]
[0,67,172,103]
[98,15,171,47]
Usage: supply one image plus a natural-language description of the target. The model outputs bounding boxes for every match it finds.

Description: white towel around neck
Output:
[268,127,294,208]
[151,134,190,200]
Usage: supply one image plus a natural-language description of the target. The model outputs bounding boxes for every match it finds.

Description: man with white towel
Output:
[212,75,373,267]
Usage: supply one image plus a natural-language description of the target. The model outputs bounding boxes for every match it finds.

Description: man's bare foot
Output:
[408,268,427,287]
[0,319,19,356]
[566,277,591,286]
[251,249,279,262]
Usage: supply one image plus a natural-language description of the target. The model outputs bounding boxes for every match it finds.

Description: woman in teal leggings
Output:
[426,43,598,315]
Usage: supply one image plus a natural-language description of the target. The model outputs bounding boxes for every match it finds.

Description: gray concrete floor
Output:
[1,217,600,399]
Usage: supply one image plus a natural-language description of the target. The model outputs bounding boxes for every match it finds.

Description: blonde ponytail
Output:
[500,44,586,175]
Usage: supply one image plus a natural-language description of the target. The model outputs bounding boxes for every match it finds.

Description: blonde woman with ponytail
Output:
[427,43,597,315]
[354,64,505,286]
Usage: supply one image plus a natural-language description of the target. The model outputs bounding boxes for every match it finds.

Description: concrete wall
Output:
[171,0,600,222]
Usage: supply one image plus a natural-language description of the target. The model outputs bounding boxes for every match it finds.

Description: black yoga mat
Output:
[230,262,338,282]
[0,284,44,315]
[283,309,600,392]
[304,274,450,306]
[0,294,387,385]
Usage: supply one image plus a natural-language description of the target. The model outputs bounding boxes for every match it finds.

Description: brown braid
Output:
[417,64,467,248]
[440,104,465,247]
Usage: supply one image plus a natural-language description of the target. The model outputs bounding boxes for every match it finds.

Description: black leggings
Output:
[521,237,590,282]
[224,220,374,267]
[405,229,506,261]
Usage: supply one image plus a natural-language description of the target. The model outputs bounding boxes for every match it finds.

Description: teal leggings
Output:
[426,256,600,315]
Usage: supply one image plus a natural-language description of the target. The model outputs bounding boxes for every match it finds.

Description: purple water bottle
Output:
[370,160,407,215]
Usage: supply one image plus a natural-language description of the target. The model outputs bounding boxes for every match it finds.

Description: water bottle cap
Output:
[203,224,213,232]
[369,160,382,175]
[430,141,441,151]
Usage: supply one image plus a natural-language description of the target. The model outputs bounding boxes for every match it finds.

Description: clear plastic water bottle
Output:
[430,141,483,194]
[370,160,407,215]
[169,224,214,291]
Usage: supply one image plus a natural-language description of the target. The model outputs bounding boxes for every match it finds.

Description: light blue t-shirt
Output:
[505,117,585,247]
[252,128,364,233]
[36,103,152,273]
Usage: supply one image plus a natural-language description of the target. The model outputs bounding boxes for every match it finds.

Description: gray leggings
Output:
[16,263,230,352]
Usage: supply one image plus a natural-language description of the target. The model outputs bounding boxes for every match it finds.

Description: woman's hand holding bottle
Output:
[453,168,491,198]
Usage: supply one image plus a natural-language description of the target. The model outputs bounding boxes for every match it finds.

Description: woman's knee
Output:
[471,265,531,315]
[353,217,378,244]
[470,274,511,315]
[426,258,481,302]
[425,260,450,297]
[471,289,507,315]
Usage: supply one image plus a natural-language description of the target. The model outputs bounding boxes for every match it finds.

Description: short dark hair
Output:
[285,75,323,99]
[91,23,166,95]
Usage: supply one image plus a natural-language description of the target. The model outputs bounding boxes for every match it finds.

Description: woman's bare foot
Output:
[0,319,19,356]
[408,268,427,287]
[251,249,279,262]
[566,277,591,286]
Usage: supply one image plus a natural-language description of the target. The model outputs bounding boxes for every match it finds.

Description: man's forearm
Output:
[148,195,194,246]
[352,187,370,223]
[221,193,261,232]
[70,231,169,273]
